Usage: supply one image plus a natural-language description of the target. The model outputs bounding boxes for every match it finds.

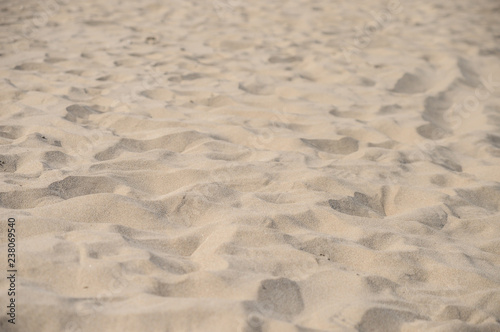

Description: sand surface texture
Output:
[1,0,500,331]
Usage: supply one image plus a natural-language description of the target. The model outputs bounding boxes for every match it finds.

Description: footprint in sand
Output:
[391,72,428,94]
[301,137,359,155]
[257,278,304,318]
[329,192,385,218]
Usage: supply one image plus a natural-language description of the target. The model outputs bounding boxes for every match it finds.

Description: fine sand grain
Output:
[1,0,500,331]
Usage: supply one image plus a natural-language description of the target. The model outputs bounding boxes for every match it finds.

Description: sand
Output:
[1,0,500,331]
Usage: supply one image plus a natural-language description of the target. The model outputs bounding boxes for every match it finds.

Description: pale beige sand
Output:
[1,0,500,331]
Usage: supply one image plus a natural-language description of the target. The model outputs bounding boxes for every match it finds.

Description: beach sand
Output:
[1,0,500,331]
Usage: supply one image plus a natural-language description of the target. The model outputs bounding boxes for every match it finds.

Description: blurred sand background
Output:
[1,0,500,331]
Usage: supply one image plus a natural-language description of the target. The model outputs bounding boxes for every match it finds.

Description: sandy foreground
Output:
[0,0,500,331]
